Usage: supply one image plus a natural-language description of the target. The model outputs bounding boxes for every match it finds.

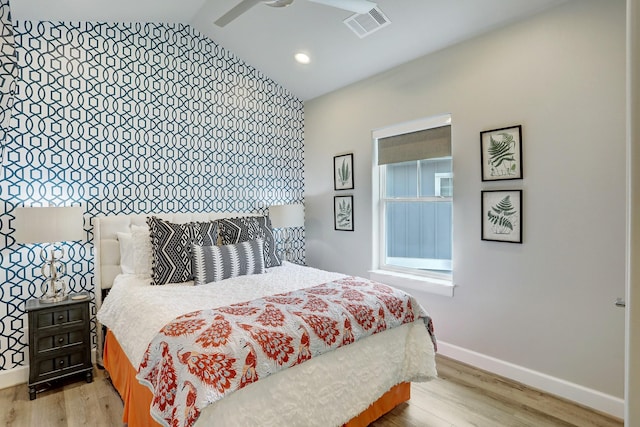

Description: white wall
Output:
[304,0,626,410]
[626,0,640,423]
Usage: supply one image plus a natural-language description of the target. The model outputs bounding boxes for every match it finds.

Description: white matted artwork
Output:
[481,190,522,243]
[334,153,354,190]
[480,125,523,181]
[334,195,353,231]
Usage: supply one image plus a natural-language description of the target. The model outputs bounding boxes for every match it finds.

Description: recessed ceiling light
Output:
[294,53,310,64]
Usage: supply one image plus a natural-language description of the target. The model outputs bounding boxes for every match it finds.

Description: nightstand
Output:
[26,292,93,400]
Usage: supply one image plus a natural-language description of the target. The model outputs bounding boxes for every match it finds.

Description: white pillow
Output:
[131,224,153,275]
[116,232,135,274]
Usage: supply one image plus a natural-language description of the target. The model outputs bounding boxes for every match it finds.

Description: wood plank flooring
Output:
[372,356,622,427]
[0,355,623,427]
[0,368,122,427]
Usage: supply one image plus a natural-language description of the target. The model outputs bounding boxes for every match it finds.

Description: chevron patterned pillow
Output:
[192,238,266,285]
[217,216,281,268]
[147,217,218,285]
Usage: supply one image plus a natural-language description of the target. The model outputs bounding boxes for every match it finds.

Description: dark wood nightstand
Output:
[26,292,93,400]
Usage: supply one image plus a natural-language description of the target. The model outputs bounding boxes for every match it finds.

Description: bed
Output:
[94,212,437,427]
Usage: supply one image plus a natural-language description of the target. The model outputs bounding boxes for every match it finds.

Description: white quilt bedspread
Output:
[98,262,346,367]
[97,262,437,426]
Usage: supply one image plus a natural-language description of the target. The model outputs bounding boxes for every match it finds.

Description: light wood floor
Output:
[0,355,623,427]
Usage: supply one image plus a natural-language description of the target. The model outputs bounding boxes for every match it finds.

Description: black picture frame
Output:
[481,190,522,243]
[334,195,354,231]
[480,125,523,181]
[334,153,354,190]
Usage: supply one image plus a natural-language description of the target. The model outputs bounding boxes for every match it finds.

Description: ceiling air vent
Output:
[344,6,390,39]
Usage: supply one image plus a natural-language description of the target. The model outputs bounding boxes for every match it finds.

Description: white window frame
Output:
[370,114,454,297]
[435,172,453,197]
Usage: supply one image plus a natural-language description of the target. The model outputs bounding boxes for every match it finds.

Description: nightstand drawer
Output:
[35,306,86,329]
[34,348,90,380]
[26,292,93,399]
[35,330,85,354]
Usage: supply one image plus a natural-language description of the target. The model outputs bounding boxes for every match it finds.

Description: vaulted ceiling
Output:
[10,0,568,100]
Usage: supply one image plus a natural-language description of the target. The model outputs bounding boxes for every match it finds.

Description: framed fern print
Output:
[480,125,522,181]
[334,195,354,231]
[334,153,354,190]
[481,190,522,243]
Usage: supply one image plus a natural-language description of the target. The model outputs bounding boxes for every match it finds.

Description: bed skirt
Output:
[103,330,411,426]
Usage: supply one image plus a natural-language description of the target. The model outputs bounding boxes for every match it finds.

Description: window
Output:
[373,115,452,280]
[434,173,453,197]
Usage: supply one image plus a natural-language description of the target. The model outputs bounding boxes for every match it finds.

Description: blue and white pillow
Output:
[192,238,266,285]
[217,216,281,268]
[147,217,218,285]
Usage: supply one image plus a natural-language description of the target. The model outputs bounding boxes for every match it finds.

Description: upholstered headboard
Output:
[93,211,256,364]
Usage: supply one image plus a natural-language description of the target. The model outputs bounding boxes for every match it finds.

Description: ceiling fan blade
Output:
[308,0,376,14]
[214,0,263,27]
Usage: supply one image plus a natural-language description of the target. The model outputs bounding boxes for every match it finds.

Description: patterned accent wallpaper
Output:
[0,21,305,371]
[0,0,17,153]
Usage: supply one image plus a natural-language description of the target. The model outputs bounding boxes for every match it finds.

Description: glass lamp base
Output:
[40,275,68,304]
[39,293,69,304]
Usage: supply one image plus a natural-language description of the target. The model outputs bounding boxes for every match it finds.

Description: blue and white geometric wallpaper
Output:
[0,21,305,371]
[0,0,17,157]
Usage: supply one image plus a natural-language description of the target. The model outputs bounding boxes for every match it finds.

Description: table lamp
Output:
[13,206,84,303]
[269,203,304,262]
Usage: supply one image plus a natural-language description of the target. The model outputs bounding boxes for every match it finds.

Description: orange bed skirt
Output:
[104,330,410,426]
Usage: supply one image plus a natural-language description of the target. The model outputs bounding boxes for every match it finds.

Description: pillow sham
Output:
[217,215,281,268]
[116,225,153,276]
[146,217,218,285]
[116,232,135,274]
[131,224,153,275]
[192,238,266,285]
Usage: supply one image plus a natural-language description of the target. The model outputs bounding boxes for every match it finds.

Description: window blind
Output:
[377,125,451,165]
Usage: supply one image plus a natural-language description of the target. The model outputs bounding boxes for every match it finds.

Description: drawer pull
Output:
[59,360,65,366]
[58,337,64,344]
[57,315,64,322]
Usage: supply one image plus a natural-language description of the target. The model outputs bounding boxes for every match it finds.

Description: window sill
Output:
[369,269,455,297]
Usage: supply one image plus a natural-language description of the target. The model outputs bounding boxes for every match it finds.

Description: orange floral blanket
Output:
[136,276,435,427]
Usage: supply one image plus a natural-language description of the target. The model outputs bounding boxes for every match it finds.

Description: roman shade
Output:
[377,125,451,165]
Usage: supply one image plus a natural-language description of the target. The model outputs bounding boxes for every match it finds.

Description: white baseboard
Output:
[0,366,29,390]
[437,341,624,419]
[0,348,98,391]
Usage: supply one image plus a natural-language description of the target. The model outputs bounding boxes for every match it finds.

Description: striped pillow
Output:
[192,239,266,285]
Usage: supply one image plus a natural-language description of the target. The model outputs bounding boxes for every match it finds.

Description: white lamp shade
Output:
[269,204,305,228]
[13,206,85,244]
